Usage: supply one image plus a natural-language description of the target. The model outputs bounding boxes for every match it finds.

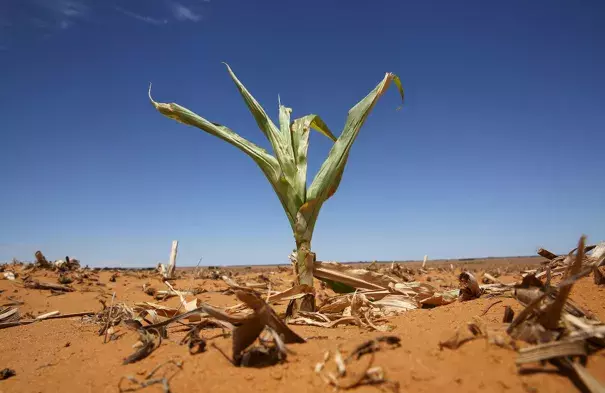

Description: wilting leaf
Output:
[224,65,296,186]
[292,74,404,240]
[151,65,406,302]
[307,73,404,204]
[148,84,299,226]
[291,114,337,198]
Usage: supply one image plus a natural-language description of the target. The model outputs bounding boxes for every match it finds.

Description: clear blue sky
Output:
[1,0,604,267]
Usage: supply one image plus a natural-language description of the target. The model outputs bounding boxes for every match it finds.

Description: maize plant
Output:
[150,64,403,311]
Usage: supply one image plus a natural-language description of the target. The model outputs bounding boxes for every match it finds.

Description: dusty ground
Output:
[1,259,604,393]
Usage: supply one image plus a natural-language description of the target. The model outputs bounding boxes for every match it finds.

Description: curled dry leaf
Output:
[458,272,481,301]
[230,289,305,364]
[317,336,401,392]
[180,325,207,355]
[123,329,162,365]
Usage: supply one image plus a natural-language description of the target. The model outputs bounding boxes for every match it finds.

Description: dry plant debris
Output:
[94,286,306,367]
[285,260,458,331]
[440,236,605,393]
[508,238,605,392]
[157,240,179,280]
[33,250,81,271]
[212,288,305,366]
[535,242,605,282]
[58,275,73,285]
[4,236,605,392]
[123,329,162,365]
[439,318,488,350]
[34,250,51,268]
[0,368,16,380]
[118,360,183,393]
[458,272,481,301]
[179,324,207,355]
[315,336,401,392]
[1,310,95,330]
[0,307,19,323]
[23,279,74,292]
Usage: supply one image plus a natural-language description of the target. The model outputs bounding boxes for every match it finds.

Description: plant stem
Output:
[295,239,315,312]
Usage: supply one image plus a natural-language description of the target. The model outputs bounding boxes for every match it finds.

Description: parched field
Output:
[1,257,604,393]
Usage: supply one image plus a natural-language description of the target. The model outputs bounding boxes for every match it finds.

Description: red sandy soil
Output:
[1,260,604,393]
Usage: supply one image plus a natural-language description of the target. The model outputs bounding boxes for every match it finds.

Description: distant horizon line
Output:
[2,254,542,269]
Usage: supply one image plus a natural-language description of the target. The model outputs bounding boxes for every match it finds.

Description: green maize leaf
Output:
[278,103,303,203]
[148,86,300,226]
[223,64,298,191]
[291,115,337,201]
[223,63,281,144]
[150,68,404,253]
[307,73,404,204]
[279,104,294,155]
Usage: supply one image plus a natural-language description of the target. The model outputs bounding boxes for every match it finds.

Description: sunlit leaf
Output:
[224,64,298,192]
[149,86,299,225]
[291,114,337,201]
[307,73,404,203]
